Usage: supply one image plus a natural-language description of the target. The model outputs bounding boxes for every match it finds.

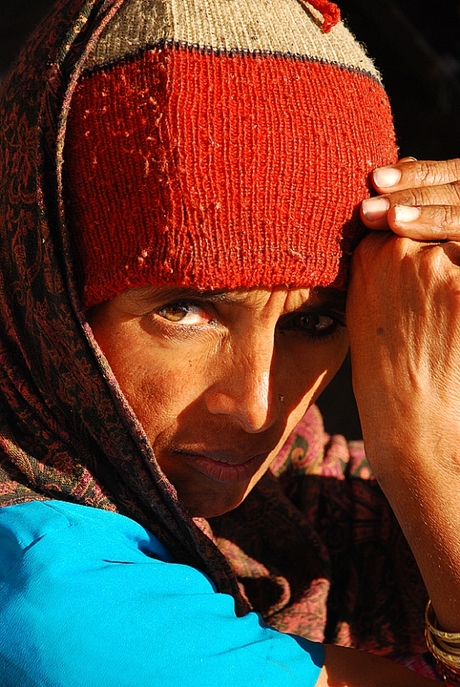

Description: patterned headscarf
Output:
[0,0,249,610]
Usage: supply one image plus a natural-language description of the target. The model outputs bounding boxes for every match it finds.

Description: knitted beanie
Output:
[63,0,397,308]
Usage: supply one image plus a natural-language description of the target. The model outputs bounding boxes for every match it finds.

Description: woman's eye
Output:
[286,312,339,337]
[303,314,334,331]
[156,302,212,326]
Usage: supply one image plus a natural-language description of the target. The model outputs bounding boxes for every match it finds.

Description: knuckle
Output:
[427,204,460,236]
[390,236,413,260]
[441,205,455,226]
[449,157,460,178]
[442,241,460,271]
[391,188,422,205]
[407,244,442,281]
[449,179,460,200]
[417,160,438,184]
[412,158,460,187]
[352,233,386,268]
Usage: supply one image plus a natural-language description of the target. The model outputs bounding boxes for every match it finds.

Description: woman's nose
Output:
[204,341,280,433]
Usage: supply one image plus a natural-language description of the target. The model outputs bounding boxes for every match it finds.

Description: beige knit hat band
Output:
[85,0,379,78]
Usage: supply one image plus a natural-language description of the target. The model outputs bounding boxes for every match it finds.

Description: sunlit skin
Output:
[88,284,348,517]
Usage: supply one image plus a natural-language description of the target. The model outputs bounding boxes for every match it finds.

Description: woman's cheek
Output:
[118,350,214,444]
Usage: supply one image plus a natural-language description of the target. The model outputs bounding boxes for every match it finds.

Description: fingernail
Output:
[373,166,402,188]
[394,205,421,223]
[362,196,390,221]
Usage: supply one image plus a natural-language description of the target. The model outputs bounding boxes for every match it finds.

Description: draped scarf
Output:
[0,0,248,611]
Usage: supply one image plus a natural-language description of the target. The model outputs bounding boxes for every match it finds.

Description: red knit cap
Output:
[64,0,397,308]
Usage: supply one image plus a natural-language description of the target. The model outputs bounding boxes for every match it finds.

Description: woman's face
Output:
[88,285,348,517]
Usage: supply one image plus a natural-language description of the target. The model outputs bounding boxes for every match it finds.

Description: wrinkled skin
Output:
[349,157,460,634]
[88,285,349,518]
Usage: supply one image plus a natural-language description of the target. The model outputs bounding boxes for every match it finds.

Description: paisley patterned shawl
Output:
[0,0,432,666]
[0,0,247,611]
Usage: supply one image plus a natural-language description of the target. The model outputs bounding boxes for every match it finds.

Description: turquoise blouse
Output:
[0,500,323,686]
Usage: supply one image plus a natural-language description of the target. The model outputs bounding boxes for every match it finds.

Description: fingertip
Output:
[360,204,390,230]
[386,205,426,240]
[372,166,402,190]
[393,205,422,224]
[361,196,390,224]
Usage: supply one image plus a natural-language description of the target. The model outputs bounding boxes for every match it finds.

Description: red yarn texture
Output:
[302,0,341,32]
[64,45,397,307]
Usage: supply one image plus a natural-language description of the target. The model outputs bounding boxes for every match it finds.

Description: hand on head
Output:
[361,157,460,241]
[349,157,460,638]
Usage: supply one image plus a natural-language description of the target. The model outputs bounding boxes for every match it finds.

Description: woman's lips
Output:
[176,451,270,484]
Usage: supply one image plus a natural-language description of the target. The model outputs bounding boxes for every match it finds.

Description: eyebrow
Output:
[134,285,347,313]
[310,287,347,313]
[177,289,238,303]
[134,286,234,307]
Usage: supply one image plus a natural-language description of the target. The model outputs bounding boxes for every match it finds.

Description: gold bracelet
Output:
[426,627,460,671]
[425,600,460,684]
[426,601,460,644]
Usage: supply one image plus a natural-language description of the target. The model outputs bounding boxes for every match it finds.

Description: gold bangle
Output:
[426,628,460,671]
[425,600,460,684]
[426,600,460,644]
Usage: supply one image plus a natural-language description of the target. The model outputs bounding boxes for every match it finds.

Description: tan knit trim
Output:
[85,0,173,70]
[85,0,380,78]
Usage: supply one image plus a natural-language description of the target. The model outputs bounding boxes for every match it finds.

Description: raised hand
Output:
[347,159,460,636]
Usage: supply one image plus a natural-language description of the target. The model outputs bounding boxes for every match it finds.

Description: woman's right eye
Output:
[155,302,214,326]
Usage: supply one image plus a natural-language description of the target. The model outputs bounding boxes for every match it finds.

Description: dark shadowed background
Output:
[2,0,460,439]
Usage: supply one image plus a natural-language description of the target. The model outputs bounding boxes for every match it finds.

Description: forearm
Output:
[360,417,460,633]
[348,229,460,633]
[319,644,436,686]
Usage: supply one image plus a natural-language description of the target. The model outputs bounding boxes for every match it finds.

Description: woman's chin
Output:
[178,486,249,519]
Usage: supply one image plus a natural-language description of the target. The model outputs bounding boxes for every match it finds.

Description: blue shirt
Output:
[0,500,323,686]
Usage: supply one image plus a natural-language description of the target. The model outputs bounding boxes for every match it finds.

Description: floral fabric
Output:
[211,406,432,667]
